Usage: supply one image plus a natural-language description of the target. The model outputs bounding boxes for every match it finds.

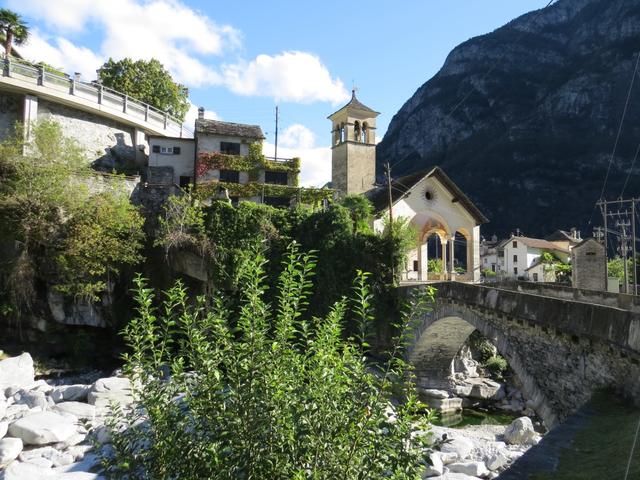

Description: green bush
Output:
[102,243,436,479]
[483,355,508,380]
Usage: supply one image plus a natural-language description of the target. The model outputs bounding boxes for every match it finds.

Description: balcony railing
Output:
[1,55,191,138]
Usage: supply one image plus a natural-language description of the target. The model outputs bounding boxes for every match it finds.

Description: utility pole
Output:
[274,105,279,161]
[385,162,393,224]
[385,162,395,281]
[617,218,631,294]
[633,199,637,295]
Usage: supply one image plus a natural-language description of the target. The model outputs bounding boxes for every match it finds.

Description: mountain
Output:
[377,0,640,237]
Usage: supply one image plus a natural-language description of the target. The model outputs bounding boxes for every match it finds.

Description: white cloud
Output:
[18,30,103,79]
[9,1,347,105]
[9,0,238,85]
[183,102,219,132]
[263,124,331,187]
[222,52,349,104]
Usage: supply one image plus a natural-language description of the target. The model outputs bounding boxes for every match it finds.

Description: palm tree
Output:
[0,9,29,57]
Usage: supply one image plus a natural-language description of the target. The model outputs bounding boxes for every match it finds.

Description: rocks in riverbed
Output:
[8,412,77,445]
[504,416,540,445]
[52,402,97,421]
[0,437,23,466]
[0,352,130,478]
[0,353,34,392]
[50,385,90,404]
[440,436,475,461]
[447,461,489,477]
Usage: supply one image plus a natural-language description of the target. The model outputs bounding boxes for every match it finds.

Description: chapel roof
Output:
[195,119,265,139]
[366,166,488,225]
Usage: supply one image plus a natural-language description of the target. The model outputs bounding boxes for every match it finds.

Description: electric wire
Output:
[598,50,640,204]
[620,139,640,198]
[624,413,640,480]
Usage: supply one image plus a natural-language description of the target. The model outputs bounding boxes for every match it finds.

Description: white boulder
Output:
[0,437,23,466]
[448,461,490,477]
[53,402,97,420]
[13,389,47,409]
[50,385,90,403]
[504,416,538,445]
[486,451,509,471]
[9,411,77,445]
[0,353,35,392]
[440,436,475,461]
[422,452,444,477]
[90,377,131,393]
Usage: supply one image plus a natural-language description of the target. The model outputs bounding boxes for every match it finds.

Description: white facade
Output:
[499,236,570,281]
[197,135,252,157]
[373,173,483,283]
[148,137,195,187]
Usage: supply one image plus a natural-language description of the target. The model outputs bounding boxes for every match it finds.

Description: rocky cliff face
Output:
[377,0,640,236]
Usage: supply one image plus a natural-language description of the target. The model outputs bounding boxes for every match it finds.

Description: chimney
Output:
[197,107,205,120]
[74,72,81,81]
[570,227,577,239]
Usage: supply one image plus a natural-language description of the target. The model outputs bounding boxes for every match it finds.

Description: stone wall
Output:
[571,239,606,291]
[37,99,138,169]
[0,91,22,138]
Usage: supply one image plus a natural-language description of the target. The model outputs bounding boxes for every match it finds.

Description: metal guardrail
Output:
[1,55,192,138]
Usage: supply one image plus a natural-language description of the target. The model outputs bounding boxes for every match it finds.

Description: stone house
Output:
[148,108,312,206]
[480,235,504,274]
[571,237,606,291]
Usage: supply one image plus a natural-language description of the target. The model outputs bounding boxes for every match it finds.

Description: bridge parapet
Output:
[1,56,190,138]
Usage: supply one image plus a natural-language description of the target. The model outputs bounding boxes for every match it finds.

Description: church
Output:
[328,91,488,283]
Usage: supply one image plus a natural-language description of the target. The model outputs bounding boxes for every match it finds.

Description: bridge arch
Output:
[409,303,557,426]
[401,282,640,429]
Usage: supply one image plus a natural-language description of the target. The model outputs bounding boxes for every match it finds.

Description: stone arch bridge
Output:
[398,282,640,427]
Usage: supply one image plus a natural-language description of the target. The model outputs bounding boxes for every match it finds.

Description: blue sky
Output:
[6,0,547,185]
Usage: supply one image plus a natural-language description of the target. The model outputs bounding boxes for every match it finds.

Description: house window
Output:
[513,254,518,262]
[179,176,191,189]
[263,196,290,208]
[513,241,518,248]
[160,146,173,154]
[513,267,518,275]
[533,273,539,282]
[484,258,488,264]
[219,170,240,183]
[220,142,241,155]
[265,171,288,185]
[413,260,419,271]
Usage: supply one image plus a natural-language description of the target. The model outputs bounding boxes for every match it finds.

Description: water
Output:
[498,391,640,479]
[433,408,518,428]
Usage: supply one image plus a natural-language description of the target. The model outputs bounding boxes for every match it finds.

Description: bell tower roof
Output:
[328,90,380,120]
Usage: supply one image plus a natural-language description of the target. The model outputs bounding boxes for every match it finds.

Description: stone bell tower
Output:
[328,90,380,196]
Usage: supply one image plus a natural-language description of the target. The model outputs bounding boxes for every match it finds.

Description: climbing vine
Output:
[195,180,333,204]
[196,143,301,186]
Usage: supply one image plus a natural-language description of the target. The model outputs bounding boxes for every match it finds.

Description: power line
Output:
[598,50,640,202]
[620,136,640,198]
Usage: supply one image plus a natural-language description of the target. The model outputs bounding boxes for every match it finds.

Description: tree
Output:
[0,9,28,57]
[98,58,190,121]
[102,244,436,479]
[0,120,145,312]
[340,194,374,234]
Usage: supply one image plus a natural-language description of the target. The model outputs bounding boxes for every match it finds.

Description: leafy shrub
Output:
[102,243,436,479]
[483,355,508,380]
